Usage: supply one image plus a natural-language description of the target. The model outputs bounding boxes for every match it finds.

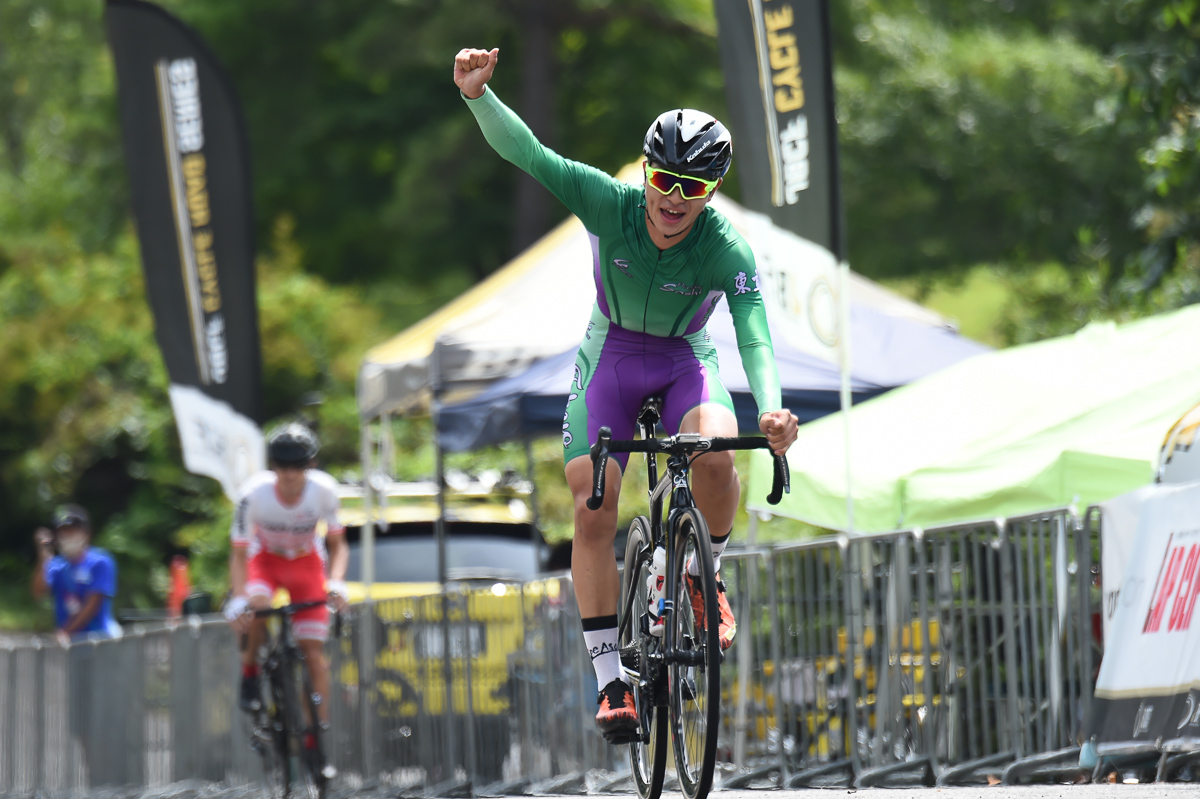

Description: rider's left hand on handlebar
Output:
[758,409,799,456]
[326,580,349,612]
[224,595,253,633]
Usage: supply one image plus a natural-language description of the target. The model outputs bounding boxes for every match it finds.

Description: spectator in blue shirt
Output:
[32,505,121,642]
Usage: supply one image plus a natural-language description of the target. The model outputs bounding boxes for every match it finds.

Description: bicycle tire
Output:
[263,663,293,799]
[620,517,667,799]
[668,508,721,799]
[280,656,326,799]
[295,656,329,799]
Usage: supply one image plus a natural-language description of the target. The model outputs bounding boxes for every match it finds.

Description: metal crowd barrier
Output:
[0,508,1102,793]
[0,617,272,793]
[325,576,620,792]
[716,508,1101,787]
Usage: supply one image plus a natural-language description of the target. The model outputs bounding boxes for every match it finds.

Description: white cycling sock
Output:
[582,616,625,688]
[688,530,731,576]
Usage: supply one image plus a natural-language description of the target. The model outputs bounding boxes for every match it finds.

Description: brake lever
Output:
[767,452,791,506]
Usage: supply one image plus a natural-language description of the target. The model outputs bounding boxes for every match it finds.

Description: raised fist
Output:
[454,48,499,100]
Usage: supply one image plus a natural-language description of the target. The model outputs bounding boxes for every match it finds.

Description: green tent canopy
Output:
[748,305,1200,533]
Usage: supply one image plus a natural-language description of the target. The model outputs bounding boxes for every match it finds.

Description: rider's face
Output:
[643,162,720,240]
[272,463,308,502]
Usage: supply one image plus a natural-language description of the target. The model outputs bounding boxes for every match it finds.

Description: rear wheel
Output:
[669,508,720,799]
[621,516,667,799]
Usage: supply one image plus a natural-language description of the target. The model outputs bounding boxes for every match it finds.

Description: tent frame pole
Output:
[432,356,458,778]
[838,259,855,535]
[358,417,377,777]
[524,437,541,547]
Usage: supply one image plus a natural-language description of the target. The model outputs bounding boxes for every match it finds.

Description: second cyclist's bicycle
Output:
[587,397,789,799]
[245,600,332,799]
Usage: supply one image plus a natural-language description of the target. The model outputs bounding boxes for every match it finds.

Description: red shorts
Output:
[246,551,329,640]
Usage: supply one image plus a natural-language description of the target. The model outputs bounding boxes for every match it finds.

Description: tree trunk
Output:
[510,0,557,255]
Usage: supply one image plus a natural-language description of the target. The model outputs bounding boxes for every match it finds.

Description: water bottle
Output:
[646,546,667,636]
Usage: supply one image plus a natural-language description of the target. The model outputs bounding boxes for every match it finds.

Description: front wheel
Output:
[621,516,667,799]
[290,657,328,799]
[258,665,292,799]
[668,508,720,799]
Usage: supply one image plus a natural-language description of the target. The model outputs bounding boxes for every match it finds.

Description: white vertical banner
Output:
[168,384,265,500]
[742,206,855,532]
[742,210,841,362]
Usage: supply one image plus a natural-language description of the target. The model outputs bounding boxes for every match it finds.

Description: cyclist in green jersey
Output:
[454,47,799,738]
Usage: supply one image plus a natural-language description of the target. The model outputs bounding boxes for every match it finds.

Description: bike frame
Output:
[250,600,329,798]
[256,601,324,699]
[617,404,712,678]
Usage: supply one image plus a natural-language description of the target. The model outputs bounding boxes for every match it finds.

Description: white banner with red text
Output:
[1091,479,1200,754]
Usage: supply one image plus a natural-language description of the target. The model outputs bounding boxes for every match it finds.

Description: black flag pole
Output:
[715,0,844,258]
[715,0,858,536]
[105,0,264,499]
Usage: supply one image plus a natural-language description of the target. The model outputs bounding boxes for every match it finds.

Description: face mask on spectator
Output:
[57,533,87,560]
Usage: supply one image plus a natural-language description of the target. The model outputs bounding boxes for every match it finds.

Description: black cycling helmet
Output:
[643,109,732,181]
[267,422,319,466]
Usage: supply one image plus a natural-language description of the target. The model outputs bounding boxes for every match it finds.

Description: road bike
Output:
[587,397,789,799]
[245,600,333,799]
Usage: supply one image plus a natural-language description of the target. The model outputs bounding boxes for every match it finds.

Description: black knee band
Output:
[581,614,619,632]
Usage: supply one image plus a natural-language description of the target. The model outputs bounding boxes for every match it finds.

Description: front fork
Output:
[658,460,702,672]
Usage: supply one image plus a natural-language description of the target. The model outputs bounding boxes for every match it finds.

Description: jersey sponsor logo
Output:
[573,364,584,392]
[660,282,704,296]
[234,496,249,538]
[612,259,632,276]
[733,271,762,295]
[259,522,322,535]
[563,392,579,447]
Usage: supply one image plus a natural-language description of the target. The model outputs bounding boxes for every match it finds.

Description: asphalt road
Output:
[36,779,1200,799]
[593,780,1199,799]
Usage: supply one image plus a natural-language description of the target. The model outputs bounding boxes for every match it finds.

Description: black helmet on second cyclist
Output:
[643,109,732,182]
[267,423,319,466]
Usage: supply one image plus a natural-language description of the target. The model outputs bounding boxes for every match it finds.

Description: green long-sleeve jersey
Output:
[464,87,781,416]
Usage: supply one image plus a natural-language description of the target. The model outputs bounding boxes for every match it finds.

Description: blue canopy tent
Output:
[436,293,987,451]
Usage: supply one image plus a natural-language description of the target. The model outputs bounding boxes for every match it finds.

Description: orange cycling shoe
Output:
[686,572,737,651]
[595,678,638,735]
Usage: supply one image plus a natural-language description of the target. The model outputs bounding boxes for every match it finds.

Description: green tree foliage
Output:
[0,1,386,626]
[169,0,725,290]
[1109,0,1200,301]
[834,0,1145,280]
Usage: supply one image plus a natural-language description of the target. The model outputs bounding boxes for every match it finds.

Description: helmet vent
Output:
[679,114,709,142]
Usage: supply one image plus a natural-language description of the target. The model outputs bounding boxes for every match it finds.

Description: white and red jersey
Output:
[231,469,345,560]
